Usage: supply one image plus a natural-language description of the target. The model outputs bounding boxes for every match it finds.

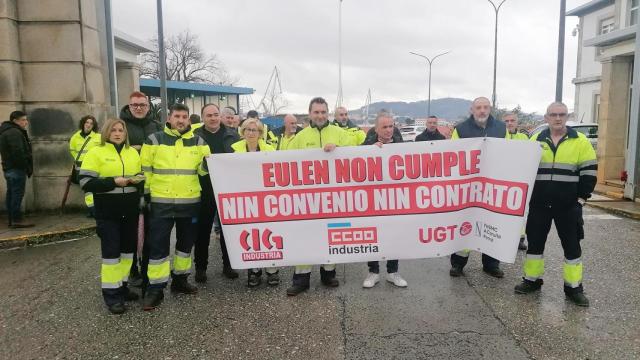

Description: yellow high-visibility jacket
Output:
[287,122,352,150]
[231,139,275,153]
[69,130,101,164]
[141,125,211,217]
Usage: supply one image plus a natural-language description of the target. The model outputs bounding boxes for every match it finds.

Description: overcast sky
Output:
[113,0,588,115]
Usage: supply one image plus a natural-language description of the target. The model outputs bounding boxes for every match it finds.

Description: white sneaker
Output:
[362,272,380,288]
[386,273,408,287]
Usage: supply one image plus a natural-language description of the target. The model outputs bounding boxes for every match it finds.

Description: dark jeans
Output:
[450,252,500,270]
[3,169,27,224]
[194,192,231,271]
[368,260,398,274]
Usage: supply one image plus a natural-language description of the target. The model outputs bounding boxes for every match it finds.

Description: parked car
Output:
[529,121,598,150]
[400,126,426,142]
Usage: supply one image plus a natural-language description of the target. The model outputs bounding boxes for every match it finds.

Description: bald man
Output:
[332,106,366,145]
[267,114,303,150]
[450,97,507,279]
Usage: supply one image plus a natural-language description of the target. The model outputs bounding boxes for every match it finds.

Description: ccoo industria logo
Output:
[239,228,284,261]
[327,222,379,255]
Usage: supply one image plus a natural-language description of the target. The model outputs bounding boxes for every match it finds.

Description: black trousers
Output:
[450,252,499,270]
[194,191,231,271]
[526,204,583,293]
[147,216,198,289]
[368,260,399,274]
[97,217,137,306]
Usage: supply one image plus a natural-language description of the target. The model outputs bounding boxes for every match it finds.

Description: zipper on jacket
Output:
[118,149,126,194]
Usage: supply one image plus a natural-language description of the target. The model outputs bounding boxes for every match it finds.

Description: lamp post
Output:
[156,0,168,122]
[487,0,507,108]
[556,0,566,101]
[409,51,450,117]
[336,0,344,109]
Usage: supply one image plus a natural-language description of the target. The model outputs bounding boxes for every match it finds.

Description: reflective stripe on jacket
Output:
[141,125,211,217]
[79,142,142,219]
[529,126,597,207]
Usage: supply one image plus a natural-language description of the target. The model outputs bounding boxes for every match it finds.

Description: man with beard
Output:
[119,91,163,287]
[266,114,303,150]
[415,115,446,141]
[333,106,366,145]
[449,97,507,279]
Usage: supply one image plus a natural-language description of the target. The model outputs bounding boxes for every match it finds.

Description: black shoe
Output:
[128,272,143,288]
[142,289,164,311]
[320,268,339,287]
[483,266,504,278]
[566,292,590,307]
[267,271,280,286]
[123,288,139,301]
[170,275,198,294]
[449,266,464,277]
[514,279,543,294]
[222,266,239,279]
[518,237,527,250]
[107,303,126,315]
[195,269,207,283]
[287,273,310,296]
[248,272,262,287]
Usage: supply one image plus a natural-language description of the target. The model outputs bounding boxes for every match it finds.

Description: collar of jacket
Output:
[164,123,194,138]
[119,105,156,126]
[467,115,497,130]
[538,126,578,142]
[105,141,126,153]
[332,119,358,129]
[311,120,330,131]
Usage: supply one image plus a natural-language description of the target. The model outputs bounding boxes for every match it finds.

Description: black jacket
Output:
[453,115,506,138]
[195,124,240,203]
[365,126,402,144]
[415,128,446,142]
[0,121,33,175]
[119,105,163,148]
[362,129,404,145]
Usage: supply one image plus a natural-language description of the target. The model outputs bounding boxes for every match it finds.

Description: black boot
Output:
[122,284,139,301]
[107,303,126,315]
[247,270,262,288]
[518,236,527,250]
[514,278,543,294]
[222,265,239,279]
[320,268,339,287]
[195,269,207,283]
[286,273,310,296]
[129,266,143,288]
[170,274,198,294]
[566,292,590,307]
[267,271,280,286]
[143,288,164,311]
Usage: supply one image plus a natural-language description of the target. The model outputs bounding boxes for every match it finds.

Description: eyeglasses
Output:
[129,103,149,109]
[547,113,567,118]
[244,128,260,133]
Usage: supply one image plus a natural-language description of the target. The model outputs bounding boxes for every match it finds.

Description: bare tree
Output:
[141,30,236,85]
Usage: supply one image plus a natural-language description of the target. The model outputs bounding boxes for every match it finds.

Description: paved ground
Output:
[0,206,638,359]
[0,212,95,249]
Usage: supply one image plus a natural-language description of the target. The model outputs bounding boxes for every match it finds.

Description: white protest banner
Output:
[207,138,541,270]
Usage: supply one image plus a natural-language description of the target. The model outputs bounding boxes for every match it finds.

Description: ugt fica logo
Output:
[239,228,284,261]
[327,222,379,255]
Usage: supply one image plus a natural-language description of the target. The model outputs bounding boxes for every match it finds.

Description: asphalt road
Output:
[0,206,638,359]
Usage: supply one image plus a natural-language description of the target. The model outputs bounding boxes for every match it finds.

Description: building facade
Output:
[568,0,639,198]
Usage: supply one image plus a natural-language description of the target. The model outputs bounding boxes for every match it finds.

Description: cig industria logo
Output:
[239,228,284,261]
[327,222,379,255]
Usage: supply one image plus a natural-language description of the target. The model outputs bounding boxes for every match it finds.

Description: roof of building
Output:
[114,29,153,54]
[566,0,614,17]
[139,78,254,95]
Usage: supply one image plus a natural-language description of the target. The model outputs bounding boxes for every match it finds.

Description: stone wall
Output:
[0,0,113,212]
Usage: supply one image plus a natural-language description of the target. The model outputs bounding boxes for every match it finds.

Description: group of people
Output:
[0,91,596,314]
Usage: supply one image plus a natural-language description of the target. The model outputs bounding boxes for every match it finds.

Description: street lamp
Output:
[409,51,450,117]
[336,0,344,109]
[487,0,507,108]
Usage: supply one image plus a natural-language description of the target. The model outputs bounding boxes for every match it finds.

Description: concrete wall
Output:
[0,0,113,212]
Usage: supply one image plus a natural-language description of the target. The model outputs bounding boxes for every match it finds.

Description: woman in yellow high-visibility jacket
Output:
[69,115,101,216]
[231,118,280,288]
[79,118,144,315]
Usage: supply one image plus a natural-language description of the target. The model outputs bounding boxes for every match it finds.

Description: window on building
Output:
[600,17,615,34]
[631,0,639,26]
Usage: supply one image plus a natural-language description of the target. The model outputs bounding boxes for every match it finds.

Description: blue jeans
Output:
[4,169,26,224]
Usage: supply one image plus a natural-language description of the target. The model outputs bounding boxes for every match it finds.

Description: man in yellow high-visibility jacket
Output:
[503,112,530,250]
[515,102,597,307]
[140,103,211,310]
[286,97,352,296]
[332,106,366,145]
